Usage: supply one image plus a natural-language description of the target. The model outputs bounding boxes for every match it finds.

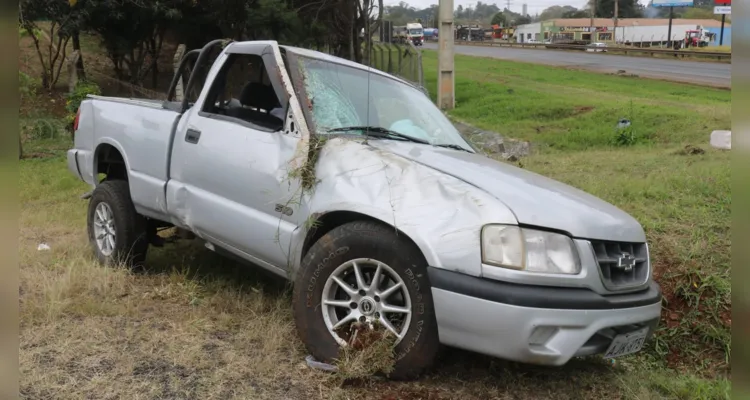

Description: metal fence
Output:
[453,40,731,62]
[305,42,425,93]
[169,41,427,103]
[367,42,424,91]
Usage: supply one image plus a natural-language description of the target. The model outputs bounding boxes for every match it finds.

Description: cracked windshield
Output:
[298,57,472,151]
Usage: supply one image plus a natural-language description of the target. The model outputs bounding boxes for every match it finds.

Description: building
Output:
[455,25,485,41]
[515,22,542,43]
[515,18,730,46]
[491,24,515,40]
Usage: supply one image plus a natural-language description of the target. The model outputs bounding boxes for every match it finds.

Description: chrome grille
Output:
[589,240,649,290]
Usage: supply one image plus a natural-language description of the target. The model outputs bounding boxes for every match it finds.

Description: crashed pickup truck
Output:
[67,39,662,379]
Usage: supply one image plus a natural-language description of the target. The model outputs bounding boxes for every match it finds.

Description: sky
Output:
[384,0,649,17]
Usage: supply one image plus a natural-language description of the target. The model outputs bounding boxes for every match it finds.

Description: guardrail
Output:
[452,40,732,62]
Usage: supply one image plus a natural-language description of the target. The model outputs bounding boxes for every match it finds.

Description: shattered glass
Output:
[299,60,362,130]
[297,57,473,151]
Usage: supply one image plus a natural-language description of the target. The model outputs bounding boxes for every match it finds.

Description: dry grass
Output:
[332,322,397,382]
[18,141,731,400]
[18,27,730,400]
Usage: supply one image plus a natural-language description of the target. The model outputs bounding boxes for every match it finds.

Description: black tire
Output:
[87,180,149,268]
[292,220,439,380]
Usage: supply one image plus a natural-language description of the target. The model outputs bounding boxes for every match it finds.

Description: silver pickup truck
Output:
[67,39,662,379]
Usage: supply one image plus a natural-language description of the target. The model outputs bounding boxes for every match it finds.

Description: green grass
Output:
[522,148,731,373]
[421,50,731,151]
[18,44,731,398]
[419,51,731,384]
[19,143,727,399]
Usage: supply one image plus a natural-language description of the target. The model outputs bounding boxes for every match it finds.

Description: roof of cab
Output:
[224,40,419,91]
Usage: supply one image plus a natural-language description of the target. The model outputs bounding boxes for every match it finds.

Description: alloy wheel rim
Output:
[93,202,116,256]
[321,258,412,346]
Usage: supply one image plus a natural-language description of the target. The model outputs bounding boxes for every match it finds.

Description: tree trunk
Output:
[72,31,85,80]
[362,0,371,66]
[149,37,158,89]
[19,136,23,160]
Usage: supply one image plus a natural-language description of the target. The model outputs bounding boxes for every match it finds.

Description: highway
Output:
[422,42,731,88]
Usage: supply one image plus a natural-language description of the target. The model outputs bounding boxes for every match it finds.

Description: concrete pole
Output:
[590,0,596,43]
[437,0,455,110]
[667,6,674,48]
[613,0,618,44]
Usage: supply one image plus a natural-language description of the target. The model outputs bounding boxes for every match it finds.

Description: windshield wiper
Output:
[327,126,430,144]
[433,143,474,153]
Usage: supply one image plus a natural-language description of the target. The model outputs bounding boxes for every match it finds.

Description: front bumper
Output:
[428,267,662,366]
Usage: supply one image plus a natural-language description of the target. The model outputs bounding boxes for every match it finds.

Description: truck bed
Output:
[71,95,183,220]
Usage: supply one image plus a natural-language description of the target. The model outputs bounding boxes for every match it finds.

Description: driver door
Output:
[167,43,309,273]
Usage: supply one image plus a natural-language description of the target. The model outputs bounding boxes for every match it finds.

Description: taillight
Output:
[73,107,81,132]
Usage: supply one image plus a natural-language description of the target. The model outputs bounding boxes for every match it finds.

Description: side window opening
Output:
[202,53,285,132]
[185,46,223,105]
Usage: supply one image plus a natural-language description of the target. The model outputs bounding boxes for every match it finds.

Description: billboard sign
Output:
[714,0,730,4]
[713,5,731,13]
[651,0,694,7]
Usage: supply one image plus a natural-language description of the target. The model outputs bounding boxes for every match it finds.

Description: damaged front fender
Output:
[288,137,517,277]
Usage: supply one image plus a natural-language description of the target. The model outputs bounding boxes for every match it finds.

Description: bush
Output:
[18,25,42,38]
[612,123,641,147]
[19,71,40,104]
[611,103,649,147]
[64,80,101,129]
[21,118,67,141]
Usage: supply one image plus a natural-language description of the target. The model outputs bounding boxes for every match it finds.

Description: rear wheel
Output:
[87,180,149,268]
[292,221,439,380]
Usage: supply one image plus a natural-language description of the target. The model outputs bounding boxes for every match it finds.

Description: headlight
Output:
[481,225,581,275]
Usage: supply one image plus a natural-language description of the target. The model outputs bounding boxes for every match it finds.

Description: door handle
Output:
[185,128,201,144]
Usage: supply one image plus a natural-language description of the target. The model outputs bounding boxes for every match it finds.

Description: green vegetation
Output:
[423,51,731,392]
[19,34,730,399]
[64,80,101,127]
[422,50,731,151]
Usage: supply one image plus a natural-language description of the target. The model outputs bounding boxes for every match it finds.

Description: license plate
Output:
[603,326,649,359]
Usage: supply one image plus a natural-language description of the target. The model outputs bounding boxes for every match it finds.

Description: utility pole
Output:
[613,0,618,44]
[667,6,674,48]
[437,0,454,110]
[590,0,596,42]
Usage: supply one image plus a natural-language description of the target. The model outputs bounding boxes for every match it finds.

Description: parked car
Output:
[586,42,609,52]
[67,39,662,379]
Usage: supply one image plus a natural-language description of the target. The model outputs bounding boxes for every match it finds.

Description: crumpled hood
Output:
[366,140,646,243]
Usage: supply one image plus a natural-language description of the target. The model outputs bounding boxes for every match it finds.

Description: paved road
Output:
[422,42,731,87]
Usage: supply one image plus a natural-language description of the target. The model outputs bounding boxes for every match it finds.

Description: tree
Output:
[80,0,191,86]
[491,12,506,26]
[539,5,580,20]
[590,0,643,18]
[19,0,82,90]
[515,15,532,25]
[562,9,590,18]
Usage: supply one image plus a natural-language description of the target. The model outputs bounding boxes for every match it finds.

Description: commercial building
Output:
[515,18,730,46]
[516,22,542,43]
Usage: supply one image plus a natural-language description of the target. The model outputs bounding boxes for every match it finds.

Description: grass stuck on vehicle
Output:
[20,34,730,399]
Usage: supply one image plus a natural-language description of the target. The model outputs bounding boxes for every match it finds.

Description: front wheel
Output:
[87,180,149,268]
[292,221,440,380]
